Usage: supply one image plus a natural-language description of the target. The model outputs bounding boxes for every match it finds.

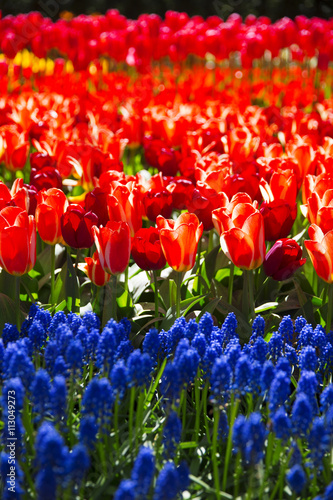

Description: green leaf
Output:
[197,297,221,319]
[255,302,279,314]
[53,252,79,313]
[0,293,24,331]
[0,269,16,301]
[131,269,151,303]
[215,299,252,341]
[161,294,207,329]
[204,244,220,283]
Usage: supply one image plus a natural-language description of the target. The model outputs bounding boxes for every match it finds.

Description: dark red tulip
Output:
[131,227,166,271]
[166,178,195,210]
[61,205,98,249]
[264,238,306,281]
[85,187,109,227]
[260,200,297,241]
[143,189,173,223]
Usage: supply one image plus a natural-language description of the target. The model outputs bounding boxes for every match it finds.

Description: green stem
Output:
[182,388,187,431]
[242,270,249,319]
[246,469,254,500]
[233,452,242,499]
[194,370,201,442]
[327,282,333,334]
[135,390,145,455]
[248,269,255,320]
[153,270,159,329]
[269,448,293,500]
[176,271,183,318]
[222,395,239,492]
[50,244,55,307]
[111,274,117,320]
[208,229,214,253]
[129,386,136,450]
[125,265,130,309]
[15,276,21,331]
[212,406,221,500]
[114,395,119,452]
[202,382,211,445]
[194,238,202,295]
[228,263,234,305]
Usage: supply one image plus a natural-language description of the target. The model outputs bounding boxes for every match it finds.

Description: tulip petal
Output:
[304,239,333,283]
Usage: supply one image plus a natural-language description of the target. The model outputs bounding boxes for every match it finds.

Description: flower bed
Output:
[1,9,333,500]
[1,306,333,499]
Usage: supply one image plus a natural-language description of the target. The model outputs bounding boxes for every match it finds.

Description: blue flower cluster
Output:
[1,305,333,498]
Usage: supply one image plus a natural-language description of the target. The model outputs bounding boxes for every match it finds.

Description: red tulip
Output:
[260,200,297,241]
[61,205,98,249]
[263,238,306,280]
[304,189,333,234]
[107,181,143,237]
[2,127,30,171]
[304,225,333,284]
[0,206,36,276]
[84,187,109,227]
[35,188,69,245]
[30,152,62,191]
[259,170,298,241]
[92,221,131,275]
[212,199,265,270]
[186,183,227,231]
[143,189,173,223]
[166,178,195,210]
[156,212,203,272]
[131,227,166,271]
[81,251,111,287]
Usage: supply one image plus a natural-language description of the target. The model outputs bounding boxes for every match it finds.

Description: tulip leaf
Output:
[254,302,279,314]
[202,245,221,284]
[0,270,16,301]
[197,297,221,319]
[215,299,252,341]
[53,252,79,313]
[161,294,207,330]
[131,270,152,303]
[0,293,24,332]
[20,275,39,304]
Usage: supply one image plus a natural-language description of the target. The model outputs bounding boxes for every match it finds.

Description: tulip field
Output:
[2,9,333,500]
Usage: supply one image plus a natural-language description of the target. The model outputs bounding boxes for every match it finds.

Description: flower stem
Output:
[114,396,119,452]
[212,406,221,500]
[129,386,136,451]
[194,369,201,441]
[247,269,256,320]
[176,271,183,318]
[194,237,202,295]
[135,390,145,455]
[327,282,333,334]
[228,263,234,305]
[50,244,55,307]
[111,274,117,320]
[125,265,130,309]
[222,395,239,492]
[153,270,159,328]
[15,276,21,331]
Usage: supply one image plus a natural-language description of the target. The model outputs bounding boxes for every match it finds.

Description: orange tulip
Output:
[92,221,131,275]
[1,126,30,171]
[35,188,69,245]
[156,212,203,272]
[212,198,265,270]
[107,181,143,237]
[304,225,333,284]
[302,189,333,234]
[0,206,36,276]
[80,251,111,287]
